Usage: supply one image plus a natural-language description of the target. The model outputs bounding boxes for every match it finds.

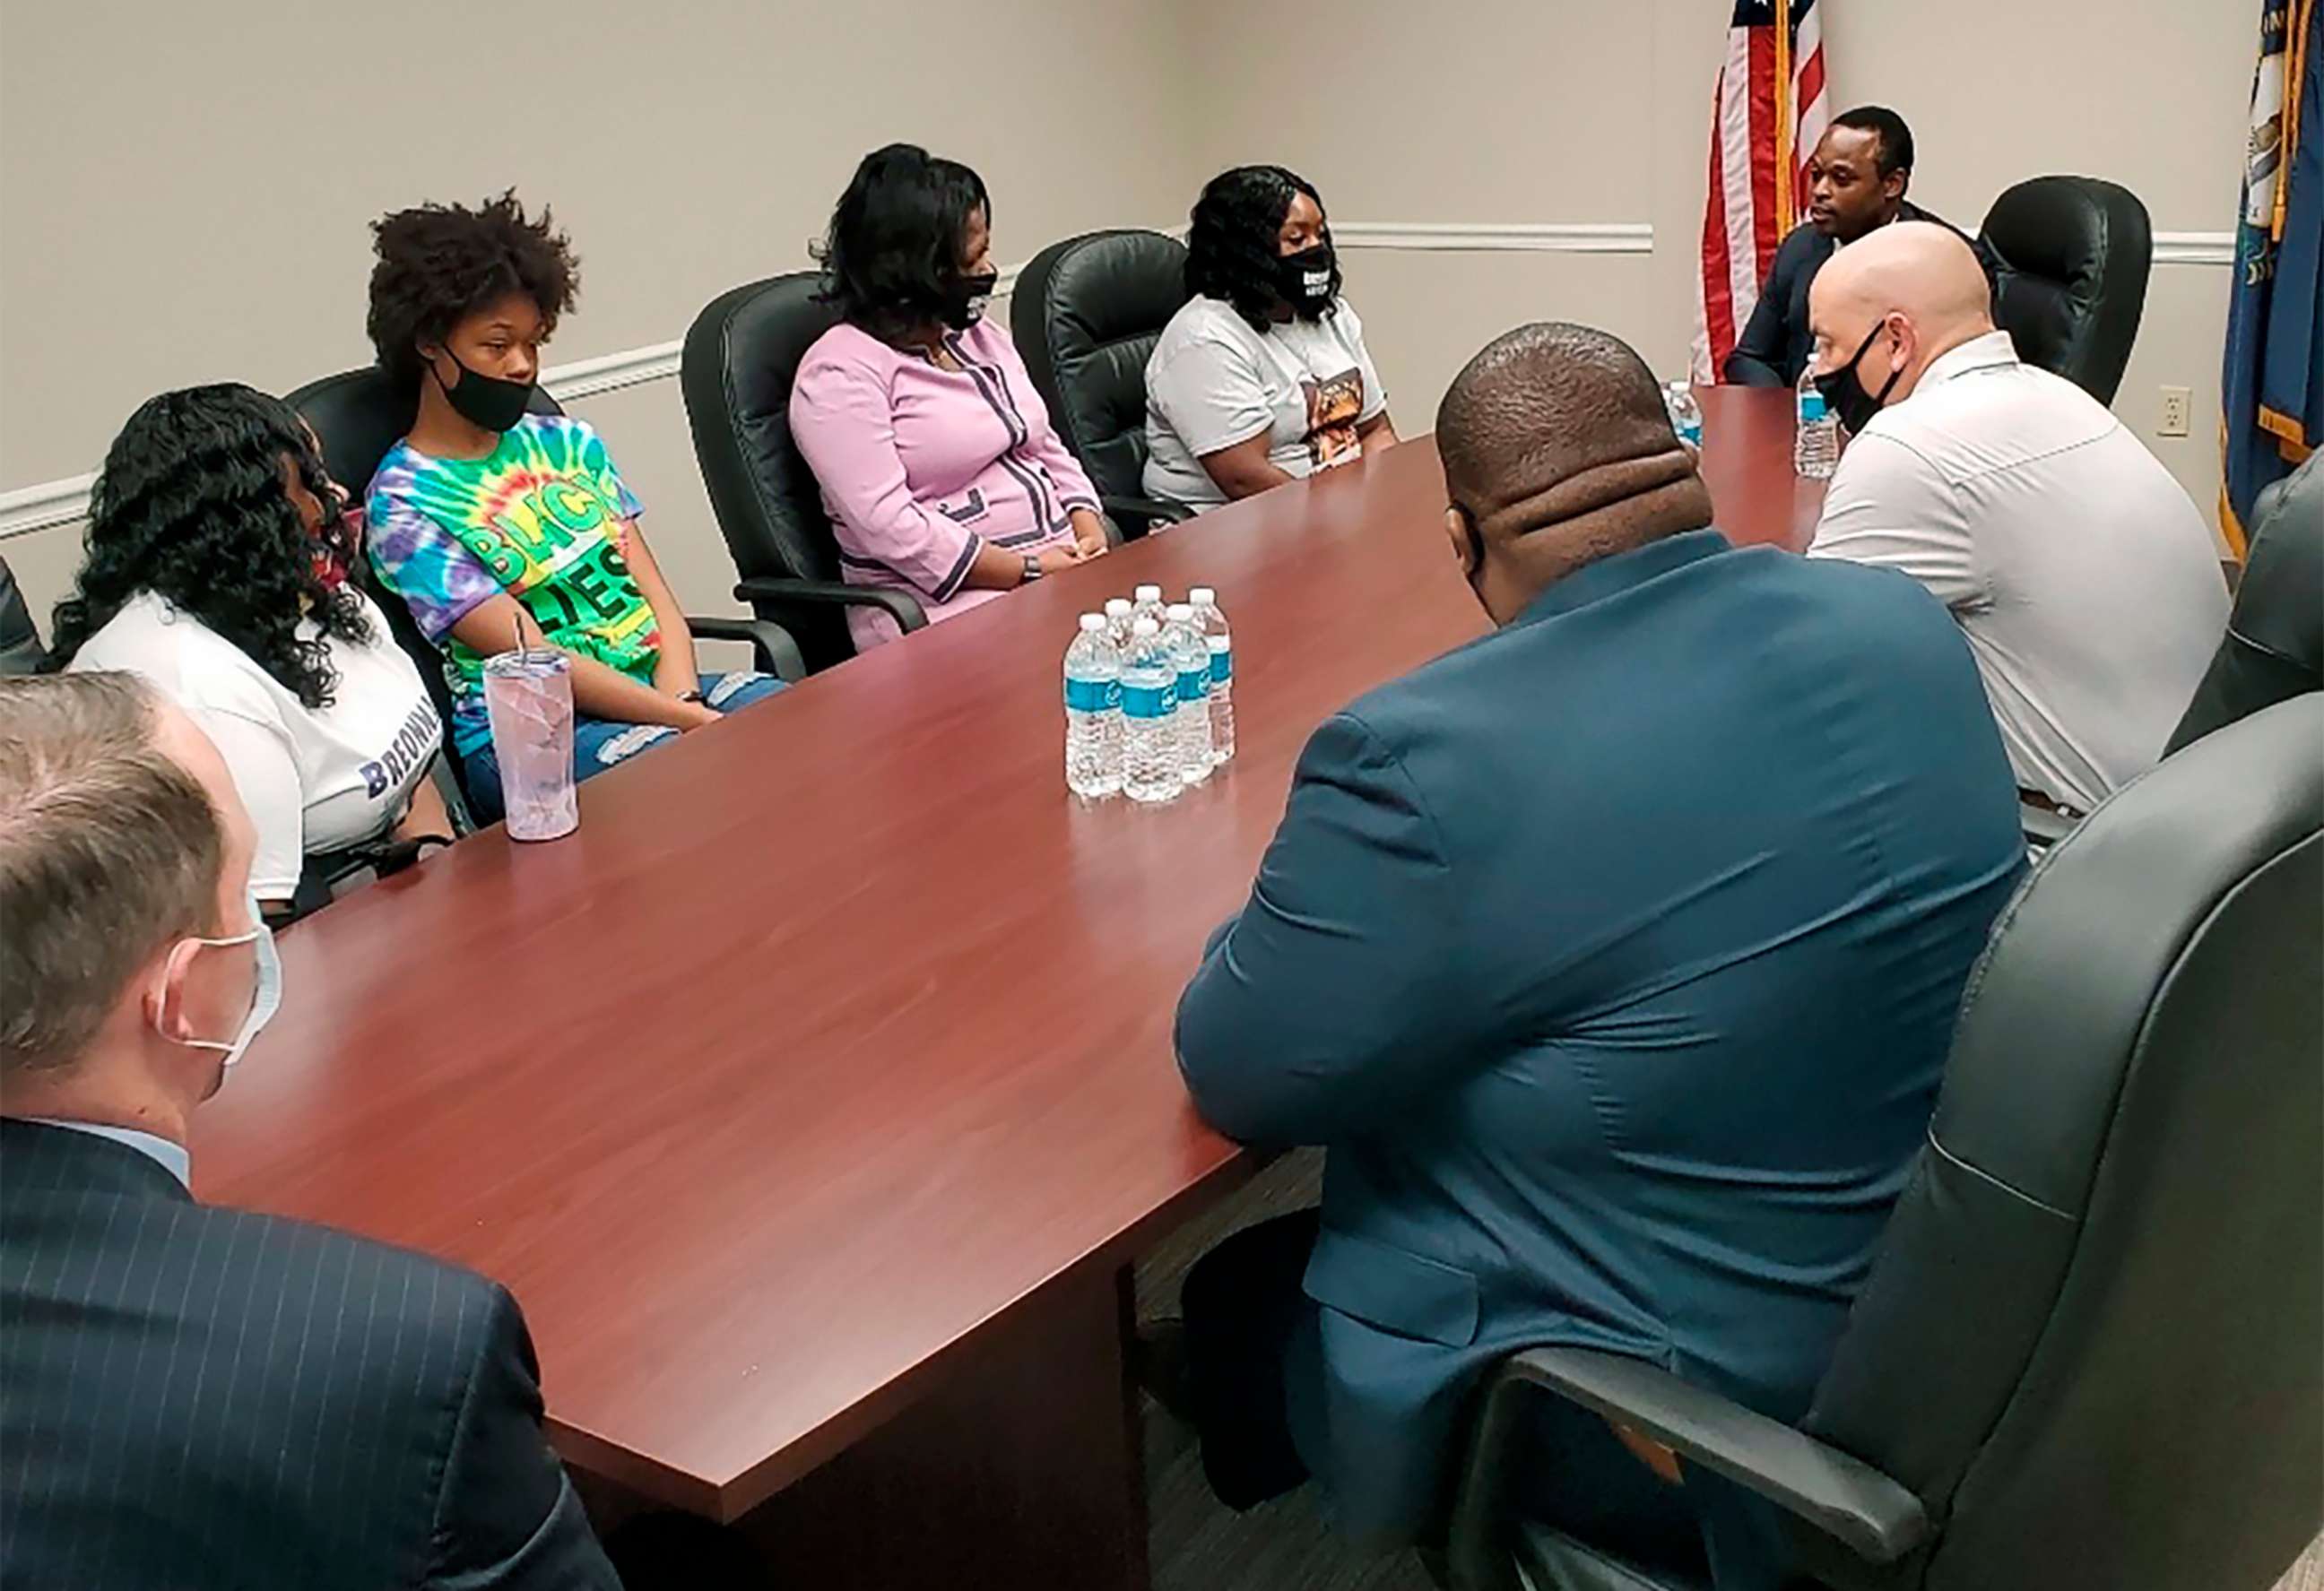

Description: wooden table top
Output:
[192,386,1812,1520]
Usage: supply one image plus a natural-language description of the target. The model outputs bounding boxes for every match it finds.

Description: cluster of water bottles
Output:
[1062,583,1236,804]
[1658,373,1840,479]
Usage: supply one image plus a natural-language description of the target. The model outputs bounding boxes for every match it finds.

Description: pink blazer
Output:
[789,318,1101,650]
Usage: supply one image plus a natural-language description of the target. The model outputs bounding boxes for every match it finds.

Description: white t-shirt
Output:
[1808,331,2229,814]
[1143,295,1388,508]
[70,590,442,899]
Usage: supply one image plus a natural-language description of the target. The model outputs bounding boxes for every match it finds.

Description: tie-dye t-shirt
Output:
[367,413,662,754]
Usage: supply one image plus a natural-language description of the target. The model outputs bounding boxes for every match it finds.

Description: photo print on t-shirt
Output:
[1302,368,1366,470]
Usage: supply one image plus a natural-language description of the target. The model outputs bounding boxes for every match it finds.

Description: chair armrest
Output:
[734,576,927,634]
[429,753,477,837]
[1445,1346,1928,1587]
[1101,493,1194,538]
[687,614,806,684]
[2020,800,2078,851]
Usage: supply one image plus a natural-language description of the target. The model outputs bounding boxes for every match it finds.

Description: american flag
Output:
[1694,0,1830,382]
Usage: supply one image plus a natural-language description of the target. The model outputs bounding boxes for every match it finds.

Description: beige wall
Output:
[0,0,2258,625]
[0,0,1197,621]
[1188,0,2250,518]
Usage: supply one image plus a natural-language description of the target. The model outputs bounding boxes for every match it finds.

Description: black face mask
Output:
[1277,244,1336,316]
[941,270,1002,331]
[1813,320,1904,435]
[434,349,534,433]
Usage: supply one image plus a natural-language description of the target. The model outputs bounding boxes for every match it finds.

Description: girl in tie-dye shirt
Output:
[360,193,783,820]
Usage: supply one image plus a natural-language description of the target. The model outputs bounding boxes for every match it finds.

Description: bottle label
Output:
[1799,390,1828,423]
[1208,640,1233,683]
[1122,681,1174,720]
[1177,668,1210,704]
[1064,677,1114,713]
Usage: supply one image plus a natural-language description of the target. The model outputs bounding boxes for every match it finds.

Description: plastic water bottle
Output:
[1102,596,1134,651]
[1663,381,1704,448]
[1795,366,1839,479]
[1121,618,1181,805]
[1131,584,1166,634]
[1189,586,1235,766]
[1063,613,1122,800]
[1163,603,1213,787]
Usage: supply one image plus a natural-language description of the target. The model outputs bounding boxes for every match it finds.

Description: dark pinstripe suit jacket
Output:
[0,1119,620,1589]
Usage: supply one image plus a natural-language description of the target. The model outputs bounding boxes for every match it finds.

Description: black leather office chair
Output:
[1978,177,2152,405]
[2168,453,2322,757]
[1010,229,1194,537]
[1444,694,2324,1591]
[0,555,47,675]
[287,367,801,895]
[680,272,927,676]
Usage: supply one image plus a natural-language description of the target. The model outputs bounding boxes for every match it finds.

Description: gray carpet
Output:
[1136,1149,1439,1591]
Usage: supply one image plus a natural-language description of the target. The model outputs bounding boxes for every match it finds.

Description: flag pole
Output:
[1773,0,1796,235]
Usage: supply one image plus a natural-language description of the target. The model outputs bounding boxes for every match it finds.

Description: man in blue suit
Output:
[1172,324,2026,1585]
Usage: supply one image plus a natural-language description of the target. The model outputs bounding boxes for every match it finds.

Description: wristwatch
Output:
[1021,555,1044,584]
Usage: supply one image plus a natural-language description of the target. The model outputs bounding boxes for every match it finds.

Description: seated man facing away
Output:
[1171,324,2026,1587]
[2167,452,2322,754]
[0,672,617,1590]
[1806,221,2230,817]
[1723,106,1964,387]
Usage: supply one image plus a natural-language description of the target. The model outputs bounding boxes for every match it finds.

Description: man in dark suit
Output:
[1170,324,2026,1585]
[1724,106,1969,387]
[0,671,619,1589]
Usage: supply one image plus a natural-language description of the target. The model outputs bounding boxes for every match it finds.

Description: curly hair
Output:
[1184,165,1340,333]
[366,190,579,388]
[49,385,372,710]
[814,143,990,343]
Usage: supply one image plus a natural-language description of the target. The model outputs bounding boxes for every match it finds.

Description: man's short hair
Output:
[1436,322,1673,511]
[0,673,222,1077]
[1832,106,1914,178]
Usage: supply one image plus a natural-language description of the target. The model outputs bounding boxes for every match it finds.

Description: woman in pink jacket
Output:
[791,144,1108,652]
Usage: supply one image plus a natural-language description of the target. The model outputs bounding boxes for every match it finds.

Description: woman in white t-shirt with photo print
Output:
[55,384,453,918]
[1144,164,1399,511]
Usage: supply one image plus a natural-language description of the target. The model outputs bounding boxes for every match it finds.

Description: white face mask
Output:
[156,896,282,1069]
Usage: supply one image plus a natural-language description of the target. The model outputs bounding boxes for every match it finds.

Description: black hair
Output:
[1831,106,1914,178]
[1437,323,1674,509]
[50,384,371,710]
[1184,165,1340,333]
[366,190,579,389]
[814,143,992,343]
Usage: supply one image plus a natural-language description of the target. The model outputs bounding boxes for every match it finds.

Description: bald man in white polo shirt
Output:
[1803,222,2228,817]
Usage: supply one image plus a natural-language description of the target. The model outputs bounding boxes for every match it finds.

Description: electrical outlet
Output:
[2158,385,2192,438]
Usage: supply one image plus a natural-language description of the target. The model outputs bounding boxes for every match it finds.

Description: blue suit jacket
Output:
[1175,531,2026,1547]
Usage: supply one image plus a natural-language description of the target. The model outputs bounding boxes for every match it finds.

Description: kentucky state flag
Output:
[2222,0,2322,552]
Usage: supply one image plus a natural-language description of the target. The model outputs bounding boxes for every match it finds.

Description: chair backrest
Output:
[1802,695,2323,1591]
[678,272,852,666]
[0,554,48,675]
[1978,176,2152,405]
[1009,229,1190,504]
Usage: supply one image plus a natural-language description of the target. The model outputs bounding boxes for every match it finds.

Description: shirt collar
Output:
[25,1118,191,1189]
[1513,528,1732,627]
[1916,329,2019,392]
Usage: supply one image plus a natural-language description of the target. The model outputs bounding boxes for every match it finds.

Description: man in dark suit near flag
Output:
[1724,107,1973,387]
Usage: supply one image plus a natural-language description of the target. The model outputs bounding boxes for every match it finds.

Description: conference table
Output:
[195,386,1818,1586]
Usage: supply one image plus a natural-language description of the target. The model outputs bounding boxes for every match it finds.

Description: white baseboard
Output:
[2152,232,2236,266]
[1332,221,1654,254]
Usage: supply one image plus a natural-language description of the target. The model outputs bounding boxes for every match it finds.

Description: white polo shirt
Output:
[1808,331,2228,813]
